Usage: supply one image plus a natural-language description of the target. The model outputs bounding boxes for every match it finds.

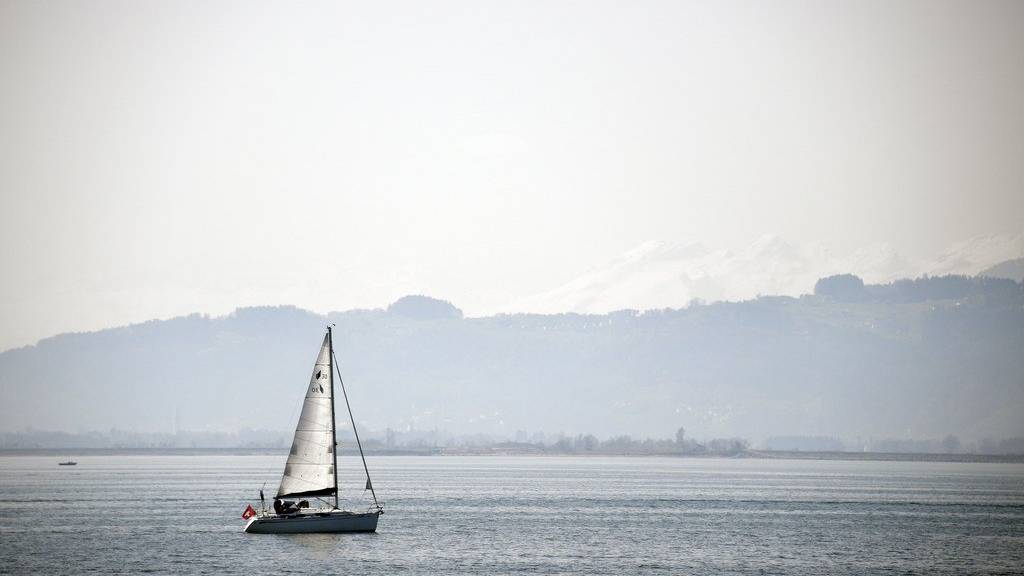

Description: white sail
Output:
[277,334,336,499]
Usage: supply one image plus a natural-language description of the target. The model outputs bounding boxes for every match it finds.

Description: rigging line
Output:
[332,348,381,511]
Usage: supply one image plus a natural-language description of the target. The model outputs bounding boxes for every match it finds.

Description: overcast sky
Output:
[1,0,1022,351]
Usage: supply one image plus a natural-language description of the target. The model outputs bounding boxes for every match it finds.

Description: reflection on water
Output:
[286,531,376,559]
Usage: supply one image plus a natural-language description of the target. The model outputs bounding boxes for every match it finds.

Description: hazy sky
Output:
[1,0,1023,351]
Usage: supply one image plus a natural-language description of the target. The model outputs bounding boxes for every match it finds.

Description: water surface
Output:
[1,455,1022,574]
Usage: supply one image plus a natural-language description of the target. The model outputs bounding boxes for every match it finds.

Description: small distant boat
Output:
[58,458,77,466]
[243,327,382,534]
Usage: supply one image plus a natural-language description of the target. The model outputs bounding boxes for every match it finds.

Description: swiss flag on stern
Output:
[242,504,256,520]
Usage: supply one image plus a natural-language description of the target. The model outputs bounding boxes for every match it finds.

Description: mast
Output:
[328,325,340,509]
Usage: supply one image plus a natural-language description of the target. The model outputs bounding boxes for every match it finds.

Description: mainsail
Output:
[277,334,337,499]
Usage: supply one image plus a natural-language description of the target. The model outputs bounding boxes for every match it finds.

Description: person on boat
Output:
[274,499,299,515]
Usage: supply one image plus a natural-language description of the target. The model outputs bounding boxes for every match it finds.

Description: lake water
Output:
[0,455,1022,575]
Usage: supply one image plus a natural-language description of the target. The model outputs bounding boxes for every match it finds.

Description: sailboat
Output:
[243,326,382,534]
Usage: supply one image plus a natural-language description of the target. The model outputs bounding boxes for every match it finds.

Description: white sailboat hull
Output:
[244,510,380,534]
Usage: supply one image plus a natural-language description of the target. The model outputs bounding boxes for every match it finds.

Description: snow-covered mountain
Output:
[507,232,1024,314]
[926,233,1024,277]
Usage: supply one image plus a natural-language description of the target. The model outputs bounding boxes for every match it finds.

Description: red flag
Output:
[242,504,256,520]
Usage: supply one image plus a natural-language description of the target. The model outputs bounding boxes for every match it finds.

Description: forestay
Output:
[277,334,336,499]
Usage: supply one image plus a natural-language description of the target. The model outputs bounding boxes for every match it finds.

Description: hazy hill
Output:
[981,258,1024,282]
[0,276,1021,444]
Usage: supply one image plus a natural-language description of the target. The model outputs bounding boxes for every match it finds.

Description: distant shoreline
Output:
[2,447,1022,463]
[740,449,1024,464]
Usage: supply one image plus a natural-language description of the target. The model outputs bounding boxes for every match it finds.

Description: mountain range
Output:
[1,275,1021,445]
